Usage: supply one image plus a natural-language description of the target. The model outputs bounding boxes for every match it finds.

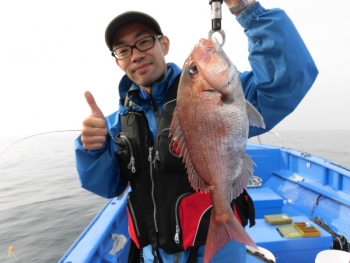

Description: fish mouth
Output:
[191,37,234,102]
[199,38,222,53]
[192,39,216,65]
[199,38,215,50]
[194,38,228,75]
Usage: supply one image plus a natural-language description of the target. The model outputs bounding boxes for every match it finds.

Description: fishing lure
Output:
[6,246,17,261]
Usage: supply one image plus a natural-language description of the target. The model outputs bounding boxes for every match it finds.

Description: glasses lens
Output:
[114,46,131,60]
[113,36,159,60]
[136,36,154,51]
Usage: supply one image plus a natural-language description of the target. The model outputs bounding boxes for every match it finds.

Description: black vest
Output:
[114,75,255,257]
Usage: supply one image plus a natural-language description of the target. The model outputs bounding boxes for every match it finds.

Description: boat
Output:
[58,134,350,263]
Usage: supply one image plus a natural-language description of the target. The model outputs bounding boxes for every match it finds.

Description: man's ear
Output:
[161,36,170,56]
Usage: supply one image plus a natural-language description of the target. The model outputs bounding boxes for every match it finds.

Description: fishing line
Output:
[0,130,80,158]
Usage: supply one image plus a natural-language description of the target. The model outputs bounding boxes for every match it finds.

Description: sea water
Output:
[0,130,348,262]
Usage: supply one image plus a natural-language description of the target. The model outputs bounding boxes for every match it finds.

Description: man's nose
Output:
[131,47,145,61]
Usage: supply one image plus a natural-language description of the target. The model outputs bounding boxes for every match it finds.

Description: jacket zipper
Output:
[149,100,177,234]
[153,127,169,168]
[148,146,158,232]
[119,134,136,173]
[150,101,160,127]
[153,150,160,168]
[174,192,191,244]
[127,195,140,237]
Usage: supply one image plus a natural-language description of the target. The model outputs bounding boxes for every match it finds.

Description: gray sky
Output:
[1,0,350,138]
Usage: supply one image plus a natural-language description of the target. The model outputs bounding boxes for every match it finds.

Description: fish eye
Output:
[189,62,198,75]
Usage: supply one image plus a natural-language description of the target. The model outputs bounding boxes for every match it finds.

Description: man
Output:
[75,0,318,262]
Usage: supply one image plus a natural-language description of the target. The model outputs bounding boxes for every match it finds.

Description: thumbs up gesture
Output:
[81,91,108,150]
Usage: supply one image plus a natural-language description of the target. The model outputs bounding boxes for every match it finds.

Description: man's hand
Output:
[81,91,108,150]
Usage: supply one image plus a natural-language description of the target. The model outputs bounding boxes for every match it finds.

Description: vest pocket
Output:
[114,132,137,180]
[168,190,255,252]
[116,110,152,180]
[171,192,212,251]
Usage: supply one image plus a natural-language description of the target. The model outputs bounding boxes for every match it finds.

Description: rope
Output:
[247,176,263,188]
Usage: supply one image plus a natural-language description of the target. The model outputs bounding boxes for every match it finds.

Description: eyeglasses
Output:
[111,35,163,60]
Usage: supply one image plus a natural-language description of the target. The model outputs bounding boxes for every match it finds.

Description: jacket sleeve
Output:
[75,113,128,199]
[236,2,318,138]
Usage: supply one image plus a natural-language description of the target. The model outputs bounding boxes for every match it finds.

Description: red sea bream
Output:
[169,38,265,262]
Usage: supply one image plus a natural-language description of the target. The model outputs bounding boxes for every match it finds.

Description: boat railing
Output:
[249,131,284,147]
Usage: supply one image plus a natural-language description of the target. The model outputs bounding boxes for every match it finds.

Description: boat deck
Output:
[247,187,332,262]
[59,143,350,263]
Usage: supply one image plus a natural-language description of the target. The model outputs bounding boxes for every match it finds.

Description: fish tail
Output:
[204,213,230,263]
[225,212,257,249]
[204,211,257,263]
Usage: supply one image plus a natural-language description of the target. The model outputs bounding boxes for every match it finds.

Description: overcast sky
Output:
[1,0,350,139]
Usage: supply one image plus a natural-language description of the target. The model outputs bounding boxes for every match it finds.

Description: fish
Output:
[169,38,265,262]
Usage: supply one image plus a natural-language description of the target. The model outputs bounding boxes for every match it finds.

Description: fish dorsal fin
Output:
[170,108,212,192]
[246,101,266,129]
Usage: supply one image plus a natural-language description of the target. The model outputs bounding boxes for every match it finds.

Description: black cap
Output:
[105,11,163,51]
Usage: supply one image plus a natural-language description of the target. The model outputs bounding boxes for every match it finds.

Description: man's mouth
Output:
[134,63,151,73]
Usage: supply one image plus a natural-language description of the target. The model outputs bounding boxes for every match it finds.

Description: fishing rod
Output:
[0,130,81,158]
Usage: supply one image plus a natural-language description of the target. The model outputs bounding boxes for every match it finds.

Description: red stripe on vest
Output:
[127,207,140,249]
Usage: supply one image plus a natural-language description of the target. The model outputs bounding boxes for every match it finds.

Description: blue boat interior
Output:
[59,143,350,263]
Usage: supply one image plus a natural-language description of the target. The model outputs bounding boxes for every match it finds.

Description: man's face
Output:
[112,22,170,90]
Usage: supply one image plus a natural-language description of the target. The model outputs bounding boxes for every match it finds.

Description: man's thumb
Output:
[84,91,104,119]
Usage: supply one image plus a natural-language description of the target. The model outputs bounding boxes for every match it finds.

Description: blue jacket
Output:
[75,3,317,261]
[75,2,318,199]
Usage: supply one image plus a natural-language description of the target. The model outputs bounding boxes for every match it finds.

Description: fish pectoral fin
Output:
[246,101,266,129]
